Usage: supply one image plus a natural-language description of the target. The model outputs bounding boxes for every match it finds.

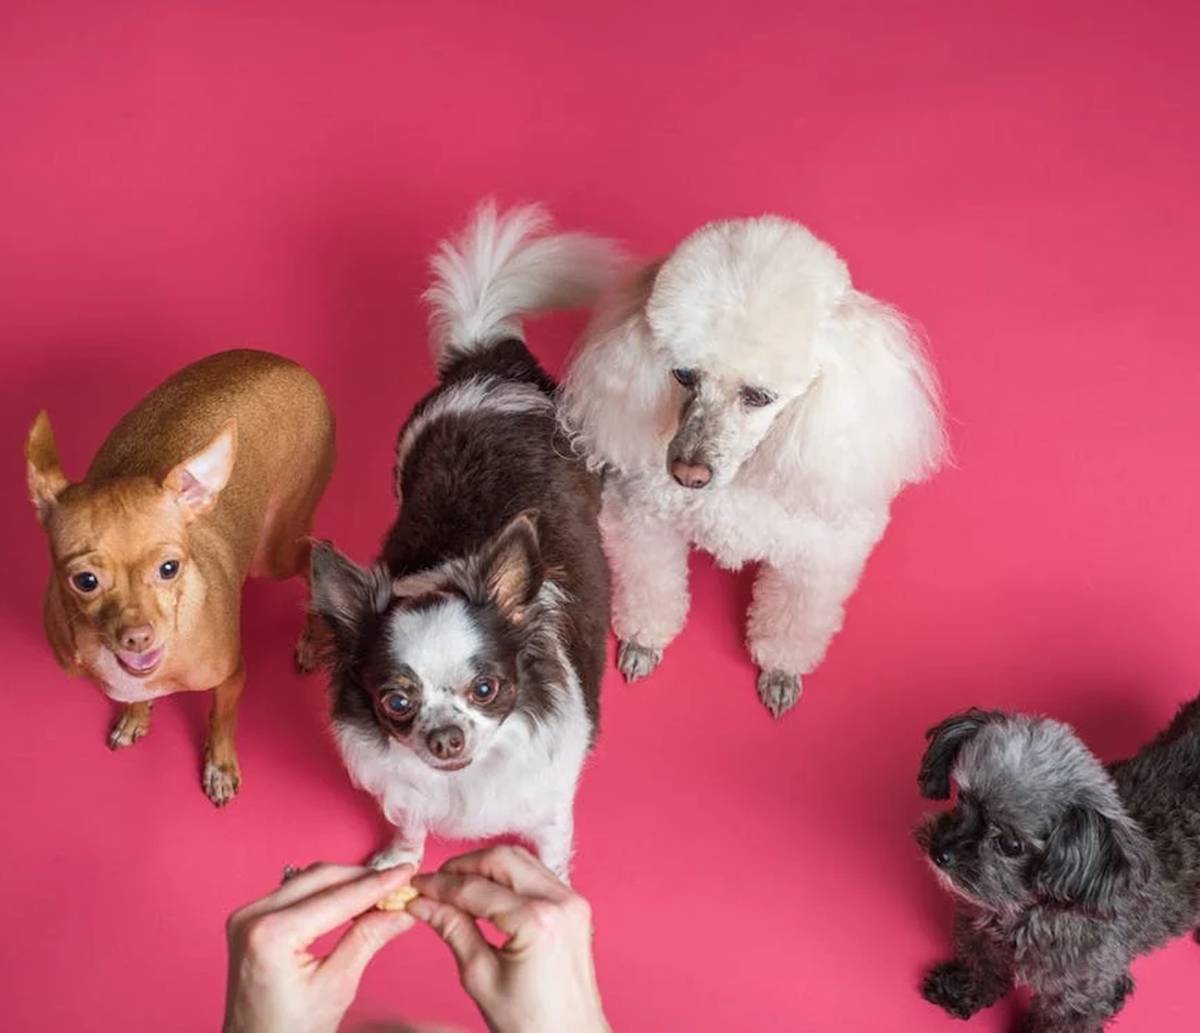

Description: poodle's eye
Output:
[740,386,776,408]
[997,834,1024,858]
[671,368,698,389]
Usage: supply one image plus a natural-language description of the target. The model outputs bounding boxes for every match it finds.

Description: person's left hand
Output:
[223,862,417,1033]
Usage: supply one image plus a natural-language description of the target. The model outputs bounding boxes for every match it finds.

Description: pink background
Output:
[2,2,1199,1030]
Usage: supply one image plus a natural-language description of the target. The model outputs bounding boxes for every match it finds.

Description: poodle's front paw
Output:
[617,639,663,682]
[757,669,802,718]
[369,843,423,871]
[921,960,989,1020]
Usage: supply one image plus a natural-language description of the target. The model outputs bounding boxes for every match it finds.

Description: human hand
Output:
[409,846,610,1033]
[223,862,417,1033]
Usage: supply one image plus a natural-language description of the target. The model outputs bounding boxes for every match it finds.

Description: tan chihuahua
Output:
[25,349,334,806]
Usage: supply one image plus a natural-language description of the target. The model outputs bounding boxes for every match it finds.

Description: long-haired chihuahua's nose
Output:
[670,460,712,489]
[119,624,155,652]
[426,725,465,759]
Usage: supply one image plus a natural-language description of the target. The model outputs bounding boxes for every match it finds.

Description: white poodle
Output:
[558,216,947,716]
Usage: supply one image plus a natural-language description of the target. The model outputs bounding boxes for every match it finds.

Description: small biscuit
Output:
[376,884,420,912]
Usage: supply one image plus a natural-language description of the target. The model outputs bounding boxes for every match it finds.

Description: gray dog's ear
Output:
[918,709,1001,799]
[1035,804,1151,913]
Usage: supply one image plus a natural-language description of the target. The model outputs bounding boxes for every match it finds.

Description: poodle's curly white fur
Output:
[559,215,948,716]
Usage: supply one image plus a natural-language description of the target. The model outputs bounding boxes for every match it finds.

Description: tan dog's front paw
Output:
[202,758,241,807]
[108,702,153,750]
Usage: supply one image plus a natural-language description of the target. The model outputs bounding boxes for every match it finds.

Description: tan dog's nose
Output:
[670,460,712,489]
[119,624,155,652]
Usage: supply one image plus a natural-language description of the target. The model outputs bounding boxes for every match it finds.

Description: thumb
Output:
[407,897,496,983]
[323,909,415,985]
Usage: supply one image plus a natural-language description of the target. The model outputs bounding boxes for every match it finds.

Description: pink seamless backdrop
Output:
[2,2,1199,1030]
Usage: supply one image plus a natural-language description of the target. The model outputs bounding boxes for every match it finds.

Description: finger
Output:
[438,845,568,901]
[322,907,416,983]
[410,871,532,931]
[277,864,416,944]
[407,897,497,982]
[229,863,372,926]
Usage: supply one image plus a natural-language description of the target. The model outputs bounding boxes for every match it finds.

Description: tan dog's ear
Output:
[163,419,238,518]
[25,411,70,526]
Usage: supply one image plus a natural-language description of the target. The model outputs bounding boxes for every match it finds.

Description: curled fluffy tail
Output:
[424,201,622,371]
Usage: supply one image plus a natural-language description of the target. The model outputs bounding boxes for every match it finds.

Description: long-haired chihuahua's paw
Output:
[368,845,423,871]
[108,703,153,749]
[757,669,802,718]
[617,639,663,682]
[921,960,987,1020]
[202,758,241,807]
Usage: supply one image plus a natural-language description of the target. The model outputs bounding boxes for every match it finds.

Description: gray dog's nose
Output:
[670,460,712,489]
[426,725,465,759]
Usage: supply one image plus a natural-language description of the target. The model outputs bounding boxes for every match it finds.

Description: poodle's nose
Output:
[671,460,712,489]
[426,725,465,760]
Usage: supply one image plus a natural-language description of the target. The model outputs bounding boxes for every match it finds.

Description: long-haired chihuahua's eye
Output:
[71,572,99,594]
[470,676,499,704]
[671,368,698,388]
[158,560,180,580]
[380,690,414,718]
[997,834,1024,858]
[740,386,776,408]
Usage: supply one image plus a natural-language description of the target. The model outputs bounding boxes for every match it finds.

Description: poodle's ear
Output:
[558,261,676,475]
[1034,804,1152,914]
[752,291,948,507]
[918,708,1000,800]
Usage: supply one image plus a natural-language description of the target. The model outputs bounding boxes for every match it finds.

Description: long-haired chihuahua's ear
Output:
[309,541,392,653]
[1035,804,1152,914]
[25,411,70,526]
[757,291,948,507]
[558,260,673,475]
[480,510,543,623]
[917,709,999,799]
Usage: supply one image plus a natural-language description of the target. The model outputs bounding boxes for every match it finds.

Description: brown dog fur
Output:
[25,349,335,805]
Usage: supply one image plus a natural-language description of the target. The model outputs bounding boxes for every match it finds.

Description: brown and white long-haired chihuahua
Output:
[310,203,615,878]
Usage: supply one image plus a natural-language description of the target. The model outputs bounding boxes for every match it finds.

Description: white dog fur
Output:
[558,215,947,716]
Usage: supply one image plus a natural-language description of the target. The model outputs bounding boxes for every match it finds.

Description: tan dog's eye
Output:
[71,572,99,594]
[159,560,180,580]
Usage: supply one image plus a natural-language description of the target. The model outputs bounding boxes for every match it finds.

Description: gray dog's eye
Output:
[997,834,1024,858]
[671,368,698,388]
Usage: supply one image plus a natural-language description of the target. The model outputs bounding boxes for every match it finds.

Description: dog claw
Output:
[203,759,241,807]
[617,640,663,682]
[368,845,423,871]
[757,669,802,718]
[108,704,152,749]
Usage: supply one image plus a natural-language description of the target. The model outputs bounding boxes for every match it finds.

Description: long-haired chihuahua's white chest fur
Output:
[561,216,947,717]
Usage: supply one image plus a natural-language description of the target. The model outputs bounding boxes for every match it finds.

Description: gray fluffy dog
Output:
[915,698,1200,1032]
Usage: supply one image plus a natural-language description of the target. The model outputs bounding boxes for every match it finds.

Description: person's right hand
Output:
[409,846,610,1033]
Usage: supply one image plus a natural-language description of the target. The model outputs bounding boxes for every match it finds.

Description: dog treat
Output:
[376,884,420,911]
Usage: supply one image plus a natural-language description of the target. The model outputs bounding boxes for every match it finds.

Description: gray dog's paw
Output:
[617,639,663,682]
[757,669,802,718]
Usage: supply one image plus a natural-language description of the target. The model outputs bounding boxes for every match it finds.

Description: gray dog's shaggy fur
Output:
[915,697,1200,1031]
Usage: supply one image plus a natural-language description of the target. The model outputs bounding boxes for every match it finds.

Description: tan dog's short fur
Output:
[25,349,335,805]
